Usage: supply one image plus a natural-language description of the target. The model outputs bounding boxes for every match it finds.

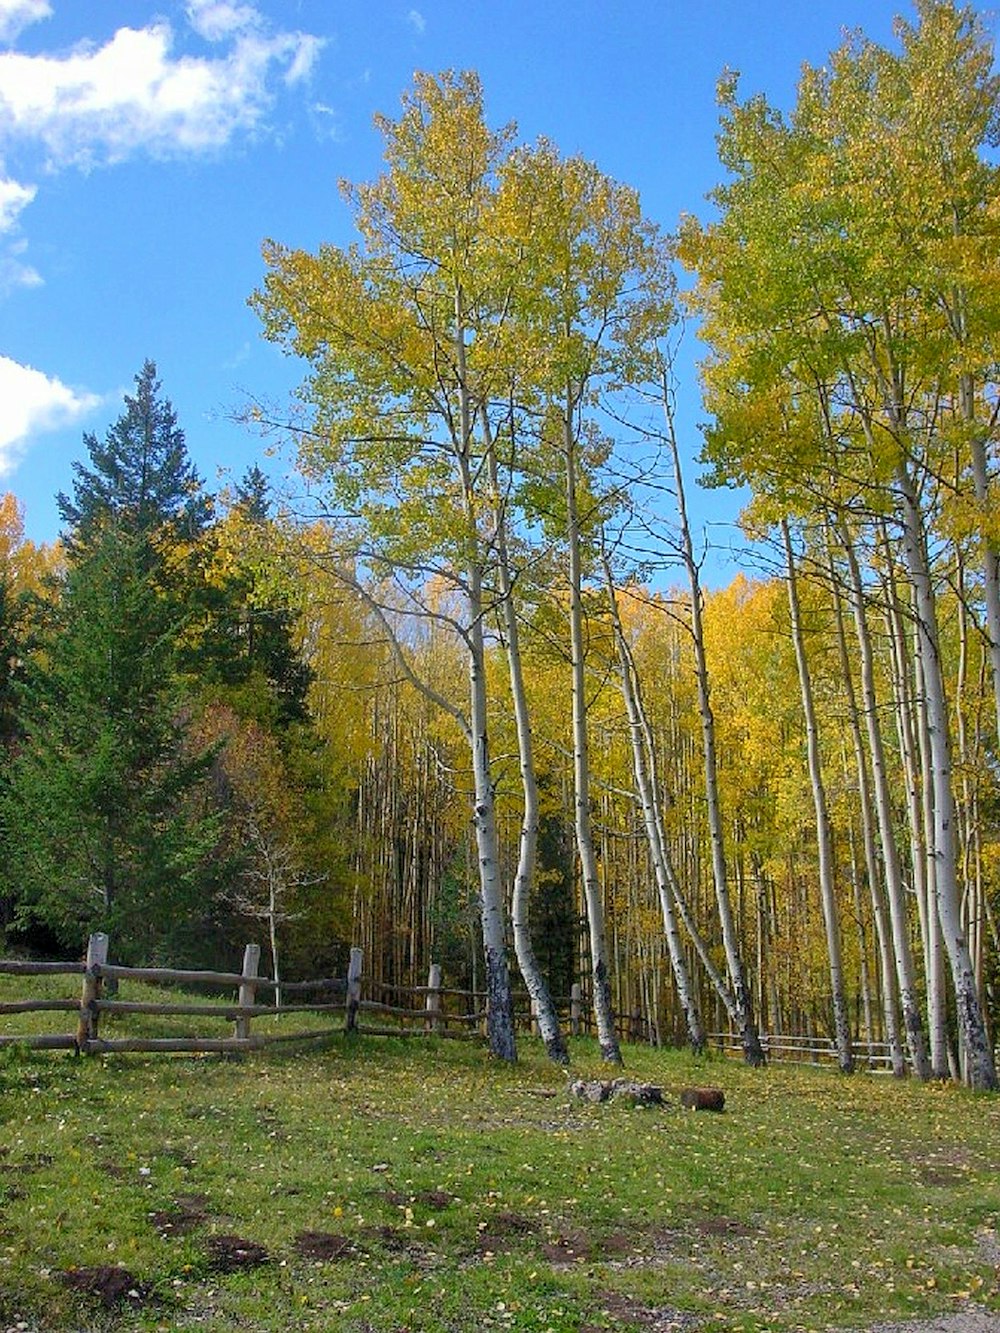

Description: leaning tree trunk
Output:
[602,550,705,1052]
[565,409,621,1063]
[782,520,853,1073]
[895,463,997,1091]
[666,376,764,1065]
[827,528,905,1076]
[845,524,931,1080]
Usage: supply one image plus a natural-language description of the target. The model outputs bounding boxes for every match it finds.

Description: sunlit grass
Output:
[0,973,997,1330]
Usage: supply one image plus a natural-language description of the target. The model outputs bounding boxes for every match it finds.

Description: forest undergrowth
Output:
[0,976,998,1333]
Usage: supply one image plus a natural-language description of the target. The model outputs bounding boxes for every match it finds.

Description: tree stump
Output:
[679,1086,725,1112]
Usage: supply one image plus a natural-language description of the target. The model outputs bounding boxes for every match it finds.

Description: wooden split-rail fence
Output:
[0,935,590,1056]
[1,937,896,1070]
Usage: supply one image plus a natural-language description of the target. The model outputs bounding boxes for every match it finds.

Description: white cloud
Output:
[0,355,101,476]
[0,173,38,290]
[0,172,33,230]
[0,0,50,45]
[0,238,39,292]
[407,9,426,35]
[0,12,325,168]
[186,1,261,42]
[284,33,323,86]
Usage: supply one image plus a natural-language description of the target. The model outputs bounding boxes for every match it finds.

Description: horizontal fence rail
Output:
[708,1030,897,1071]
[4,939,894,1064]
[0,935,360,1056]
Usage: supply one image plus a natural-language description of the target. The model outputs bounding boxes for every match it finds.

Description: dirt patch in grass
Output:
[918,1166,970,1186]
[583,1289,703,1330]
[0,1154,52,1176]
[204,1233,270,1272]
[690,1213,758,1239]
[149,1193,209,1236]
[416,1188,452,1209]
[474,1209,537,1254]
[294,1230,359,1260]
[540,1224,593,1265]
[60,1265,151,1310]
[361,1224,439,1268]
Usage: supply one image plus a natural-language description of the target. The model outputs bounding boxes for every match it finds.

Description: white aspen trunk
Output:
[782,521,854,1073]
[268,872,282,1011]
[467,563,516,1063]
[913,636,951,1077]
[845,527,931,1079]
[565,410,621,1063]
[846,816,875,1051]
[827,533,904,1075]
[483,416,567,1064]
[961,374,1000,748]
[665,379,763,1065]
[954,573,986,1007]
[895,463,997,1090]
[456,296,516,1064]
[602,553,706,1052]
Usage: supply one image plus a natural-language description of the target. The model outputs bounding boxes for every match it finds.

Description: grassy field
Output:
[0,974,998,1332]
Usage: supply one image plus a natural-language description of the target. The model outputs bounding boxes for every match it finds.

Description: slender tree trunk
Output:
[483,414,568,1063]
[467,625,516,1062]
[456,300,516,1063]
[782,520,853,1073]
[268,874,282,1011]
[894,463,997,1090]
[846,814,875,1052]
[827,529,904,1075]
[845,524,931,1079]
[601,551,706,1052]
[664,371,764,1065]
[913,633,951,1077]
[565,409,621,1063]
[960,371,1000,748]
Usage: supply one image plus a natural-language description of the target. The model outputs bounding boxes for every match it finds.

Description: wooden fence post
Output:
[76,932,109,1054]
[570,982,582,1037]
[425,963,442,1033]
[345,947,363,1032]
[530,996,540,1036]
[235,944,260,1043]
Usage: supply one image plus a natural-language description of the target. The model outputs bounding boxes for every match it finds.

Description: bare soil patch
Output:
[60,1265,151,1310]
[149,1193,209,1236]
[293,1230,358,1260]
[204,1233,270,1273]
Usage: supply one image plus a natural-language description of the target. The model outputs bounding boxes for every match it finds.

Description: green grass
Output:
[0,974,998,1331]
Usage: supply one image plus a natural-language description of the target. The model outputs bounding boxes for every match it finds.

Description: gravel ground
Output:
[867,1313,1000,1332]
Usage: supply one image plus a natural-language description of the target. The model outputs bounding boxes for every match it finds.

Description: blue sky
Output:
[0,0,975,570]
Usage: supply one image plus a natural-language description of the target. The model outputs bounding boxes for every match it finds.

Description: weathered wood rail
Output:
[708,1029,897,1071]
[0,935,359,1055]
[0,936,615,1055]
[1,945,897,1065]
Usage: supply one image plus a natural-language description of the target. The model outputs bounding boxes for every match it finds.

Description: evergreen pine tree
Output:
[3,365,226,961]
[58,359,210,554]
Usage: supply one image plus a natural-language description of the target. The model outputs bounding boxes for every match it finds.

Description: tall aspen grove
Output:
[2,2,999,1087]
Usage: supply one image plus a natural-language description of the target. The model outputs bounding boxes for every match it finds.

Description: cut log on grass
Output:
[679,1086,725,1112]
[569,1078,664,1106]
